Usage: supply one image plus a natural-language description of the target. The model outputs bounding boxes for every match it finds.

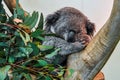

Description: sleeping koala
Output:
[43,7,95,65]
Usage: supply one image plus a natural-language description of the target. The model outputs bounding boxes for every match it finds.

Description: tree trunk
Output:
[65,0,120,80]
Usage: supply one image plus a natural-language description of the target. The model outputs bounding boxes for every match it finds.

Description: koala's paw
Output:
[76,34,91,46]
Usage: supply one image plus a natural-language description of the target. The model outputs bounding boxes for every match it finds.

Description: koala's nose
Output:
[67,30,75,42]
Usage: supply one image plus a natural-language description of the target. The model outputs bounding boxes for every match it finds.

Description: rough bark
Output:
[65,0,120,80]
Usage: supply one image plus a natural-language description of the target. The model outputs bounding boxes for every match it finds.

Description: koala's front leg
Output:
[43,36,86,55]
[74,34,92,46]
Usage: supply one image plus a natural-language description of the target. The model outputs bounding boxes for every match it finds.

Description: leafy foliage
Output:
[0,65,11,80]
[0,0,74,80]
[0,0,7,23]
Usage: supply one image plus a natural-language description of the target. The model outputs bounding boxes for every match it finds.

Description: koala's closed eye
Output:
[67,30,76,42]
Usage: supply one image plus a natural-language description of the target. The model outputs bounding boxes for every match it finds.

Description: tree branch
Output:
[3,0,28,16]
[65,0,120,80]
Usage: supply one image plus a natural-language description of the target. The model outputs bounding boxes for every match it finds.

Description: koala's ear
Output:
[45,12,60,26]
[86,20,96,37]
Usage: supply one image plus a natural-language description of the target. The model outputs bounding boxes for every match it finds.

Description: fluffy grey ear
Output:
[86,20,96,37]
[45,12,60,26]
[44,12,60,33]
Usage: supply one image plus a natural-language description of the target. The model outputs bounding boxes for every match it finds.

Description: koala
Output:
[43,7,95,65]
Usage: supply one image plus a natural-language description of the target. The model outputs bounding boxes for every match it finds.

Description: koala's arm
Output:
[43,36,86,55]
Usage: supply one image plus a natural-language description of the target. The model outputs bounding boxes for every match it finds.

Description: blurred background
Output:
[4,0,120,79]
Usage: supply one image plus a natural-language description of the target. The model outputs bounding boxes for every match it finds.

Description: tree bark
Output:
[65,0,120,80]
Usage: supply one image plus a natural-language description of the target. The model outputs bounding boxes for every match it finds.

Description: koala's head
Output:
[44,7,95,42]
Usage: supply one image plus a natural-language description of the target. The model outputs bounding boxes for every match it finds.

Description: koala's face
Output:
[45,7,95,43]
[45,13,76,42]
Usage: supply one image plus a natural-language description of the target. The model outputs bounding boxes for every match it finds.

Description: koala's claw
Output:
[80,38,89,46]
[76,35,91,46]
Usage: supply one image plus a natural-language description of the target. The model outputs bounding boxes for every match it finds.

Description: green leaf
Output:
[30,12,39,29]
[23,11,39,29]
[23,14,31,24]
[37,13,44,29]
[16,0,25,19]
[19,30,31,45]
[19,47,33,58]
[31,29,45,41]
[0,65,11,80]
[45,48,60,58]
[22,73,32,80]
[58,70,64,77]
[23,12,36,25]
[0,33,8,38]
[14,47,33,58]
[0,2,7,23]
[31,29,44,37]
[29,43,39,55]
[36,36,45,41]
[12,72,22,80]
[0,58,6,64]
[0,51,5,57]
[38,45,53,51]
[22,59,33,66]
[0,42,8,47]
[34,60,48,67]
[13,8,17,19]
[45,76,52,80]
[8,56,15,63]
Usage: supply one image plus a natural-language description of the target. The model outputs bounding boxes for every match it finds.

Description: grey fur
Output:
[43,7,95,65]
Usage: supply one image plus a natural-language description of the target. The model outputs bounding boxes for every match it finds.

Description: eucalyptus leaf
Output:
[37,13,44,29]
[22,73,32,80]
[58,70,64,77]
[29,43,39,55]
[22,59,33,66]
[0,42,8,47]
[30,12,39,29]
[8,56,15,63]
[23,11,36,26]
[38,45,53,51]
[31,29,44,37]
[34,60,48,67]
[23,14,31,24]
[18,47,33,58]
[36,36,45,41]
[0,65,11,80]
[23,11,39,29]
[45,48,60,58]
[0,58,6,64]
[0,51,5,57]
[16,0,25,19]
[0,33,8,38]
[0,1,7,23]
[45,76,52,80]
[12,72,22,80]
[13,8,17,19]
[19,30,31,45]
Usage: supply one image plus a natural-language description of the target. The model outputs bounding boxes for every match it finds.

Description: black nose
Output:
[67,30,75,42]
